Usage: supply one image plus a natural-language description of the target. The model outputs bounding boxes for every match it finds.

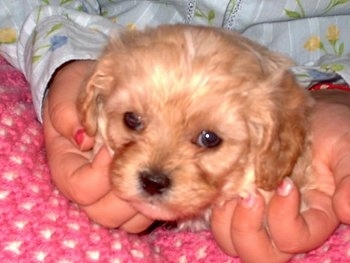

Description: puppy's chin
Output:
[112,173,219,223]
[129,201,180,221]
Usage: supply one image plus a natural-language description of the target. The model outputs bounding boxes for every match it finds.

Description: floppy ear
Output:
[77,60,114,136]
[247,71,313,191]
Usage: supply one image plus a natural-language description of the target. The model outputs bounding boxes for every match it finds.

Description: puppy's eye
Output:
[195,130,222,148]
[124,112,144,131]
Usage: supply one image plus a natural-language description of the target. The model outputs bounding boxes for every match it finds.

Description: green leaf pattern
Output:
[33,23,65,63]
[285,1,349,73]
[194,7,216,25]
[31,0,87,63]
[285,0,350,18]
[303,24,346,72]
[1,0,349,75]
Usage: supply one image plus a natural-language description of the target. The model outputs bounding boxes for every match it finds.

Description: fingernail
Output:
[74,128,85,147]
[277,177,294,197]
[239,193,257,208]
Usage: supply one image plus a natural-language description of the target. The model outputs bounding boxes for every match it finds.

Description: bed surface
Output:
[0,56,349,263]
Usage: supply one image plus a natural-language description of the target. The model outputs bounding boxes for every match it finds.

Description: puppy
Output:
[78,24,317,230]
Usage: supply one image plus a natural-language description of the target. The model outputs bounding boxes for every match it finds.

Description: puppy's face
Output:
[78,25,313,221]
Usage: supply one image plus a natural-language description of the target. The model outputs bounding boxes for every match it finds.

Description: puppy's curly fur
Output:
[78,24,316,230]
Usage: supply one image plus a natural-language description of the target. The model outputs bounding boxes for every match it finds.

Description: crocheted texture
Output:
[0,56,349,263]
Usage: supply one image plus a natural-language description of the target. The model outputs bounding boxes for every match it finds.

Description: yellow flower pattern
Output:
[303,24,346,72]
[126,23,137,31]
[0,28,17,44]
[304,24,344,56]
[286,1,348,73]
[304,36,322,51]
[326,24,340,42]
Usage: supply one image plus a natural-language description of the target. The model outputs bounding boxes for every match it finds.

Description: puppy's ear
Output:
[247,71,313,190]
[77,60,114,136]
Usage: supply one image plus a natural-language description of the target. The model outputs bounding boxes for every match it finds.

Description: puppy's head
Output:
[78,25,313,221]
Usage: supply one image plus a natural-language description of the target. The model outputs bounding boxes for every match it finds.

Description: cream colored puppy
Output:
[78,24,319,230]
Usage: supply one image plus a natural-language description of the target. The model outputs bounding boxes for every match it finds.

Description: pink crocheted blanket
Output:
[0,56,349,263]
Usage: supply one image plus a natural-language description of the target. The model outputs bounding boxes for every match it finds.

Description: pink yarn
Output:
[0,56,349,263]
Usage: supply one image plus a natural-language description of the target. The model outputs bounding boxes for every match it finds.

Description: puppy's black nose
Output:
[139,170,171,196]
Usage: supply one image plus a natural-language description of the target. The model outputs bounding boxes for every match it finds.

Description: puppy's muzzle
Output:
[139,170,171,196]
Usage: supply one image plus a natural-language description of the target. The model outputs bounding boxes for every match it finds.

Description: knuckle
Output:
[121,224,149,234]
[275,240,302,254]
[49,103,71,124]
[68,181,96,206]
[70,191,94,206]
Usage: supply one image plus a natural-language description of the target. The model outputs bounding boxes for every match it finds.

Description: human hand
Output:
[211,178,338,263]
[43,60,153,232]
[311,89,350,224]
[210,89,350,262]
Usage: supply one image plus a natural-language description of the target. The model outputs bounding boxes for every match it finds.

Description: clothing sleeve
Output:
[0,0,193,122]
[0,0,121,122]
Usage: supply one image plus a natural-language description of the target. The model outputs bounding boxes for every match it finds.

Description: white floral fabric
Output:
[1,0,350,121]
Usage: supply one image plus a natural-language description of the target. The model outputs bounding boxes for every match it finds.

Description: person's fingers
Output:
[231,192,291,263]
[46,60,95,150]
[212,178,336,263]
[49,140,111,205]
[81,191,153,230]
[66,146,112,205]
[81,192,135,228]
[120,213,154,234]
[211,199,239,256]
[269,179,339,253]
[333,175,350,224]
[44,103,111,205]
